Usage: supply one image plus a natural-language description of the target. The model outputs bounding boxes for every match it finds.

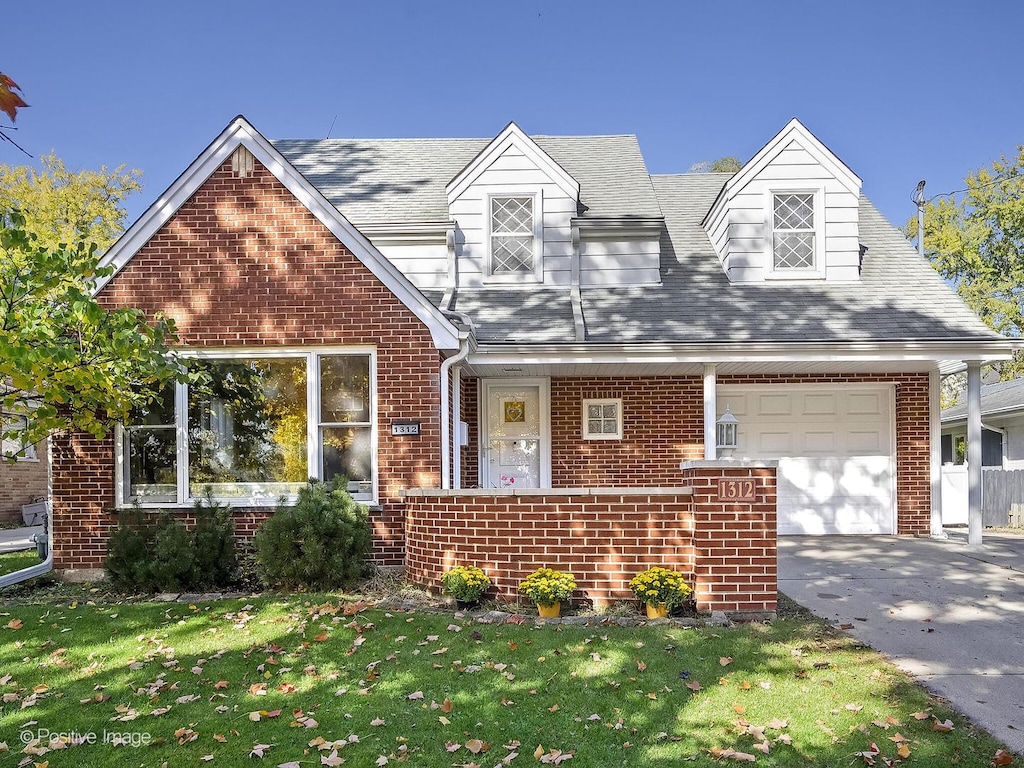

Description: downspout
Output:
[439,309,475,490]
[570,224,585,341]
[440,225,457,312]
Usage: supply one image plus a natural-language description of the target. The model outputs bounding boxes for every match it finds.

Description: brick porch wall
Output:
[51,155,442,573]
[405,464,777,615]
[458,373,930,535]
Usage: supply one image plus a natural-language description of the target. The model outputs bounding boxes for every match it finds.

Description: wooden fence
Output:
[941,466,1024,527]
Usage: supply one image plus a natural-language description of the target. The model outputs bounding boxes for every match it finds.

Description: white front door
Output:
[481,379,550,489]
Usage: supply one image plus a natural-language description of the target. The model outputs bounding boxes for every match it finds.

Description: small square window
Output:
[582,399,622,440]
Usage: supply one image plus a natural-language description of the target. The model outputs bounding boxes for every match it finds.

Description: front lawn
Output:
[0,550,40,578]
[0,595,1012,767]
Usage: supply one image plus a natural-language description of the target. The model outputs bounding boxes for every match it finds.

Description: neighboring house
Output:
[1,413,47,526]
[49,116,1012,613]
[940,378,1024,527]
[941,378,1024,469]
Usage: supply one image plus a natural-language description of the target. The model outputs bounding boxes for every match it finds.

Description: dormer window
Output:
[773,192,815,270]
[766,186,825,279]
[488,193,542,280]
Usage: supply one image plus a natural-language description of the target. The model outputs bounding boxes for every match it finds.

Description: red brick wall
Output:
[0,440,48,525]
[679,464,777,613]
[405,462,777,614]
[550,377,704,486]
[405,490,697,609]
[52,155,443,572]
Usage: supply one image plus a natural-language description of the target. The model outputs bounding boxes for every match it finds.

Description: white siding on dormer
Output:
[703,121,863,284]
[579,237,661,285]
[451,144,577,287]
[372,243,449,289]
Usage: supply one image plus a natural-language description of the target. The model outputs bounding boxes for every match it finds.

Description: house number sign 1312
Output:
[391,421,421,436]
[717,478,756,502]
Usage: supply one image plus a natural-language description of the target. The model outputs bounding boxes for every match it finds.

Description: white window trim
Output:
[484,190,544,284]
[116,346,378,509]
[765,184,825,280]
[581,398,623,441]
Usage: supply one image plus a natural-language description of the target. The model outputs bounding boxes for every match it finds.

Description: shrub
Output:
[440,564,491,602]
[254,480,371,590]
[519,567,577,605]
[105,496,237,592]
[629,566,691,607]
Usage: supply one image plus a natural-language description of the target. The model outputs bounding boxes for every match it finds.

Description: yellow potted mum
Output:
[440,564,491,608]
[518,567,577,618]
[629,566,691,618]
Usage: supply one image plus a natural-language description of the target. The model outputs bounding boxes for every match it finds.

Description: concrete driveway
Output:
[779,532,1024,755]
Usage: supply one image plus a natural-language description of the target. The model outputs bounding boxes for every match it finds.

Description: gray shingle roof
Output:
[274,131,1002,347]
[576,175,1000,344]
[942,377,1024,421]
[273,134,659,224]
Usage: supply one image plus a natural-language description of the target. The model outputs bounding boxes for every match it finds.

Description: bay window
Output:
[119,349,376,506]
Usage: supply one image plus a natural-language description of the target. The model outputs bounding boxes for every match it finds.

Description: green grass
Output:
[0,550,40,578]
[0,594,1012,767]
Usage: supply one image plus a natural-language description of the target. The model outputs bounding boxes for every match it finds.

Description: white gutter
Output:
[439,310,475,489]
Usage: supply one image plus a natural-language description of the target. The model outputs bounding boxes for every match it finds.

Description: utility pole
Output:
[914,180,926,257]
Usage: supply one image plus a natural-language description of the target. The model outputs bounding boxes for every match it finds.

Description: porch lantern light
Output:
[716,406,739,457]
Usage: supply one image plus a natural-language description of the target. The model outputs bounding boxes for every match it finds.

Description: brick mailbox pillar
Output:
[678,461,778,616]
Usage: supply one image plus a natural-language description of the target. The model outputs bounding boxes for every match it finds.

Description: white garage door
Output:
[718,384,895,535]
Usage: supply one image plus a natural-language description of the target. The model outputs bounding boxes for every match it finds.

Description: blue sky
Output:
[4,1,1022,231]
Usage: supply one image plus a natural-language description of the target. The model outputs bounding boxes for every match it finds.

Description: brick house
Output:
[50,116,1011,615]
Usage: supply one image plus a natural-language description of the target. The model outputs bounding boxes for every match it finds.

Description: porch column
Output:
[703,364,717,460]
[966,361,983,546]
[929,369,945,537]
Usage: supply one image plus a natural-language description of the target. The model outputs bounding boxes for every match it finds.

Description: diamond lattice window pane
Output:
[773,233,815,269]
[492,197,532,233]
[774,193,814,229]
[492,236,534,273]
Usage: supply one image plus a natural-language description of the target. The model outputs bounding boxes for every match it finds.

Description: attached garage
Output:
[719,384,896,535]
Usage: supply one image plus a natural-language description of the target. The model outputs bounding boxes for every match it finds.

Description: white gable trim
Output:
[96,116,463,351]
[721,118,862,201]
[446,121,580,204]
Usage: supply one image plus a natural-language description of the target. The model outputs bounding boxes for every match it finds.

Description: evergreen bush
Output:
[254,480,371,590]
[104,495,237,592]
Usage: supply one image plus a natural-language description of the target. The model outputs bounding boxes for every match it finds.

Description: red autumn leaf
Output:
[0,74,28,122]
[992,748,1014,766]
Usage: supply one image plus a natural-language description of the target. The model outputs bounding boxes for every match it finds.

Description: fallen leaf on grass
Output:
[5,619,23,630]
[465,739,488,754]
[992,748,1014,766]
[719,657,734,666]
[250,743,271,757]
[709,746,756,762]
[932,718,954,732]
